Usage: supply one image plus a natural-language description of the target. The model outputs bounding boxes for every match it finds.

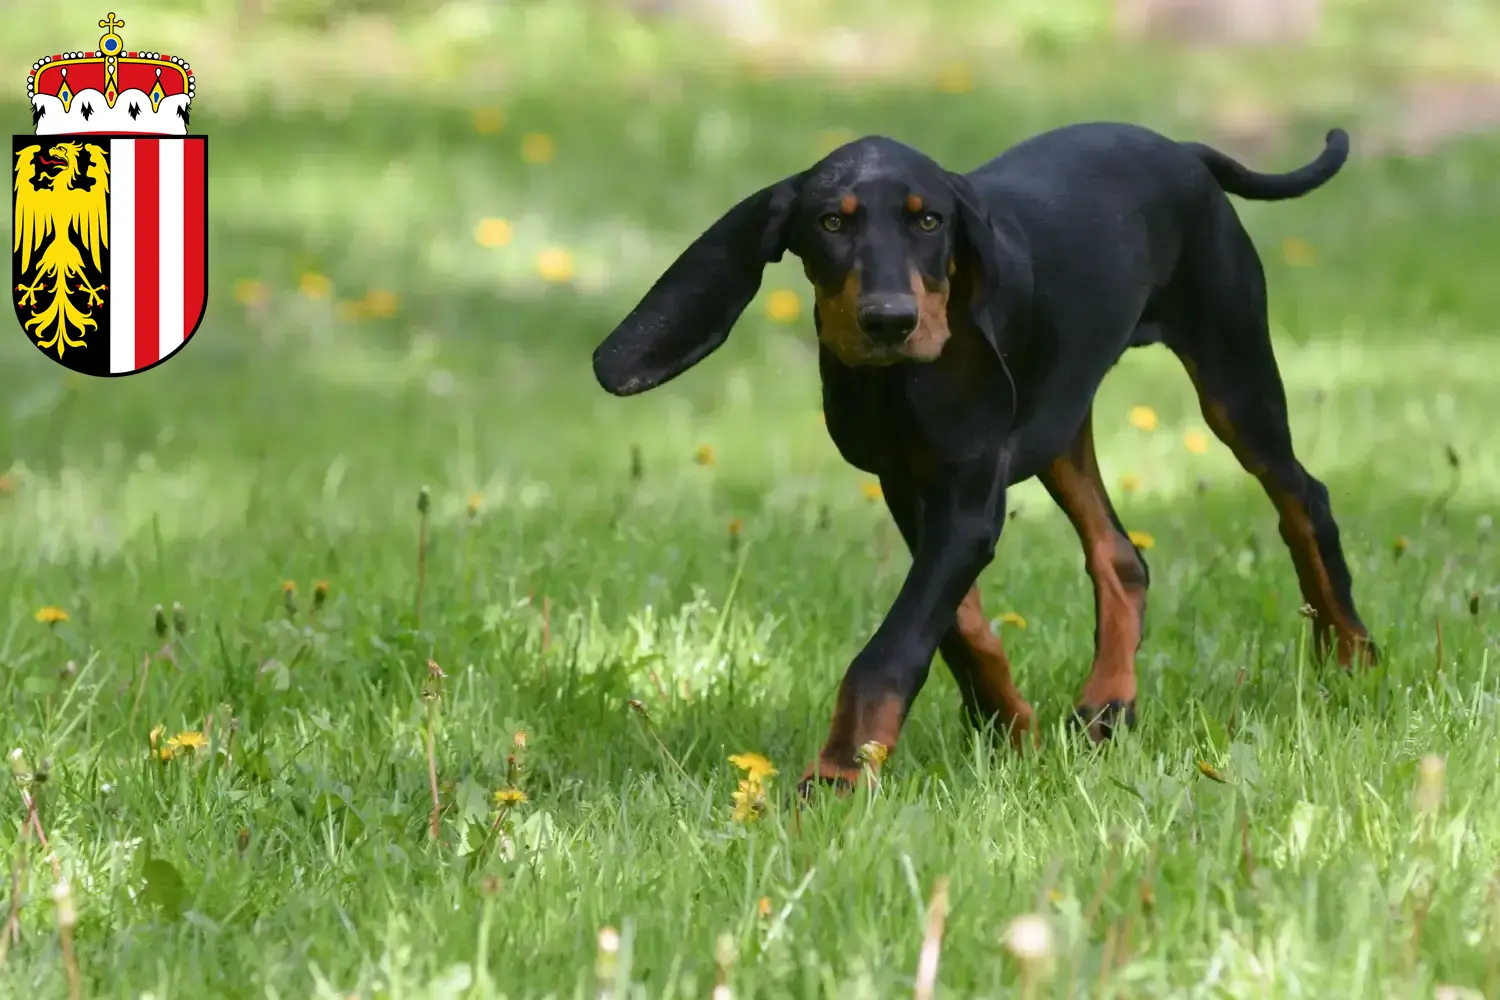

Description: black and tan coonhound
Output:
[592,121,1375,790]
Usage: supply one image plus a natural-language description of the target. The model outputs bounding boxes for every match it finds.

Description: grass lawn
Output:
[2,4,1499,997]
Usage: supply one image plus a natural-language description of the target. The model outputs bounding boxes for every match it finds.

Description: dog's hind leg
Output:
[1039,409,1151,742]
[1167,205,1375,667]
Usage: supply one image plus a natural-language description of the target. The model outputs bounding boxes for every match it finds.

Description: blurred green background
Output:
[2,1,1499,997]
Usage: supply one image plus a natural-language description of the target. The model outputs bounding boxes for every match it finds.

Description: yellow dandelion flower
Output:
[1128,406,1158,431]
[727,518,744,538]
[149,724,164,749]
[362,288,399,319]
[493,788,528,805]
[1120,473,1142,494]
[764,289,802,323]
[1128,530,1156,550]
[299,272,332,300]
[694,445,715,466]
[233,278,268,307]
[817,128,855,153]
[757,896,772,917]
[731,778,768,823]
[936,63,974,94]
[281,580,297,594]
[167,731,207,752]
[520,132,555,164]
[1281,237,1316,267]
[512,731,528,749]
[474,218,514,248]
[34,606,69,625]
[1196,760,1228,783]
[472,107,504,135]
[729,752,777,781]
[861,482,884,502]
[1183,429,1210,455]
[536,248,576,284]
[998,611,1027,629]
[467,492,483,518]
[856,741,889,767]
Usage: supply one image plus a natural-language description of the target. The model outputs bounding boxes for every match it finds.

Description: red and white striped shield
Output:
[12,134,208,376]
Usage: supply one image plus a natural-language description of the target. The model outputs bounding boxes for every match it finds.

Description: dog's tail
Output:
[1184,128,1350,201]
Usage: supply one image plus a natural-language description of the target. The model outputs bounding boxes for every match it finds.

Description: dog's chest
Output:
[819,347,1012,476]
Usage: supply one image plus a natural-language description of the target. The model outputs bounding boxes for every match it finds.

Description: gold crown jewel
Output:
[27,12,196,136]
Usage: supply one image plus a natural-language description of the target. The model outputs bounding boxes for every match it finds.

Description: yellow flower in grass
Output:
[1128,530,1156,550]
[281,580,297,594]
[694,445,715,466]
[34,606,69,625]
[1128,406,1158,431]
[731,778,768,823]
[472,107,504,135]
[936,63,974,94]
[299,272,332,300]
[520,132,555,164]
[997,612,1027,630]
[729,753,777,781]
[536,248,576,284]
[1183,429,1210,455]
[493,788,528,806]
[362,288,399,319]
[861,482,883,502]
[1281,237,1316,267]
[474,218,514,248]
[233,278,268,307]
[1119,474,1142,495]
[856,741,889,767]
[764,289,802,323]
[817,128,855,154]
[729,752,776,823]
[167,731,207,754]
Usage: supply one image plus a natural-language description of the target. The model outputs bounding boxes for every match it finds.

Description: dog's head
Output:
[592,136,1017,396]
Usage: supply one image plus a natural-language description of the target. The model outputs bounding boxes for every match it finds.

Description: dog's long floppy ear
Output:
[593,175,802,397]
[945,171,1029,359]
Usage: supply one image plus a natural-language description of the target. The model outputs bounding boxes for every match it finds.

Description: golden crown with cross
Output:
[27,13,196,136]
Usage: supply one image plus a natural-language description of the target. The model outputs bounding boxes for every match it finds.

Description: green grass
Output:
[3,5,1500,998]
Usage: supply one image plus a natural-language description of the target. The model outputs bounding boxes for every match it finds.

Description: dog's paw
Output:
[1071,699,1137,744]
[796,764,861,801]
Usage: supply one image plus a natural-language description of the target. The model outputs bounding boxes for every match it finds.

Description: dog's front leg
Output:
[803,456,1007,791]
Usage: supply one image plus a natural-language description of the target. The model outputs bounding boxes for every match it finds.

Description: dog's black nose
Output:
[856,295,919,345]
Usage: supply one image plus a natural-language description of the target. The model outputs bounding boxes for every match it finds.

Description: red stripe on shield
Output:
[134,138,160,370]
[183,139,206,340]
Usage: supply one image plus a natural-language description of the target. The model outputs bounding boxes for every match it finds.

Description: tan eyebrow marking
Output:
[840,194,858,214]
[906,194,924,212]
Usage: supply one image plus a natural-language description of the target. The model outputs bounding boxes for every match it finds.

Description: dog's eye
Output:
[917,212,943,233]
[819,213,845,233]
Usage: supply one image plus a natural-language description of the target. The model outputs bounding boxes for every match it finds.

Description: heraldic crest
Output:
[13,12,207,377]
